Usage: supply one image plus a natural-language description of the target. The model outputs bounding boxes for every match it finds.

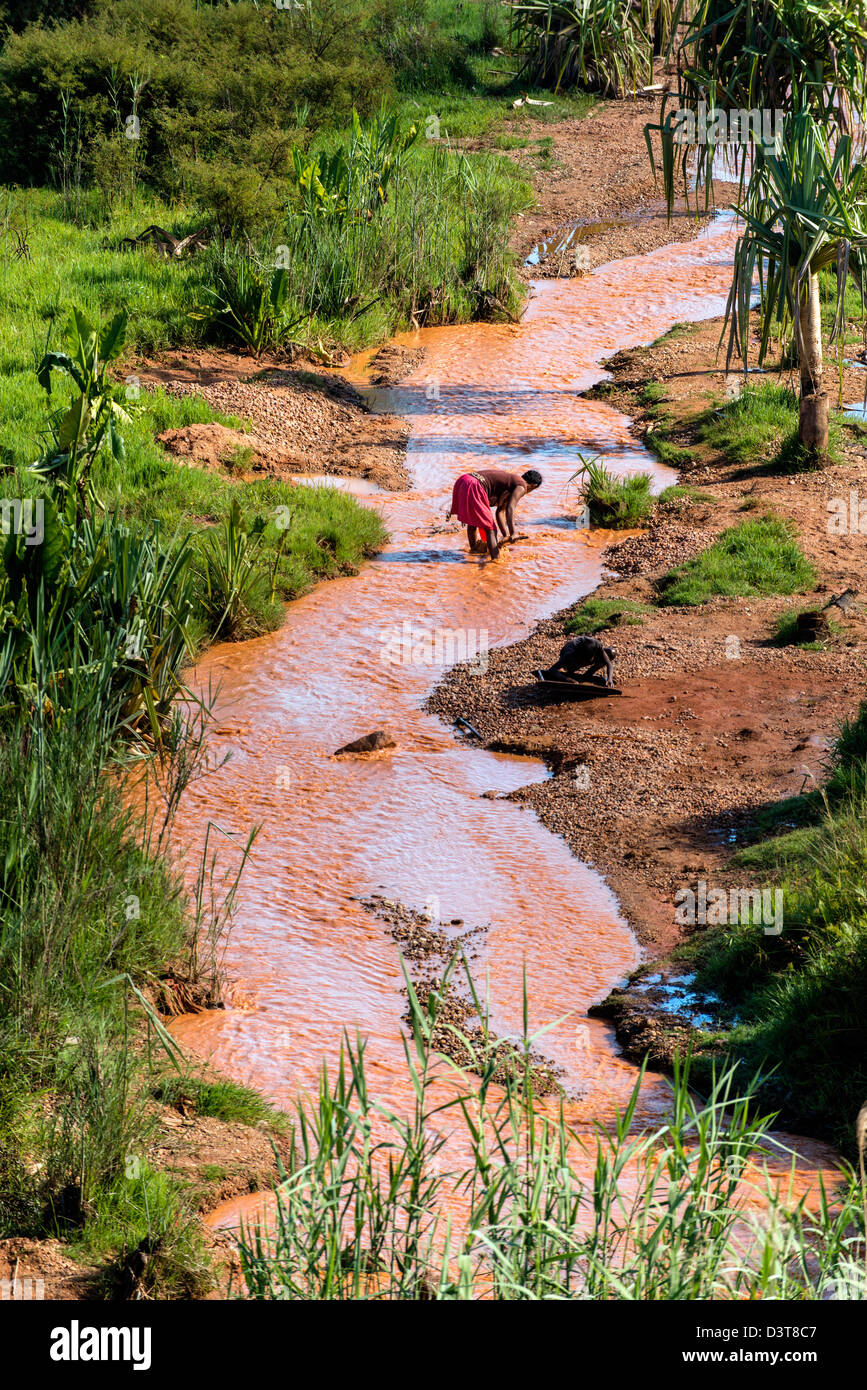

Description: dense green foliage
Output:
[510,0,673,96]
[693,707,867,1147]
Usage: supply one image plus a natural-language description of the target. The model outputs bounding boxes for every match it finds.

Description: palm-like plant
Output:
[647,0,867,213]
[510,0,674,97]
[32,308,131,522]
[724,112,867,461]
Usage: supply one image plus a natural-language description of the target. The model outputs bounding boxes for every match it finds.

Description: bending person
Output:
[539,635,616,688]
[448,467,542,559]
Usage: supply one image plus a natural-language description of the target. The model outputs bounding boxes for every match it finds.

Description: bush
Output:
[569,453,654,528]
[0,0,392,191]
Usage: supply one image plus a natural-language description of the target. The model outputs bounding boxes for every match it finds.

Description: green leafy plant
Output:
[568,451,654,527]
[32,307,131,521]
[200,499,269,640]
[193,253,300,357]
[724,113,867,463]
[288,105,418,223]
[509,0,674,96]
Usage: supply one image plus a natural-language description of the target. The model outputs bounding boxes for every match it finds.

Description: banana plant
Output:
[32,307,132,523]
[288,104,417,223]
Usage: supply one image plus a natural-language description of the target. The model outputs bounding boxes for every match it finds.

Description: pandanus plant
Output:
[724,111,867,462]
[509,0,675,97]
[646,0,867,213]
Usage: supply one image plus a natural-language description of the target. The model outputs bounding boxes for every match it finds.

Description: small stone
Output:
[334,730,397,755]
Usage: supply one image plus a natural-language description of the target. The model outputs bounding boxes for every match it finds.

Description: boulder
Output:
[334,730,396,756]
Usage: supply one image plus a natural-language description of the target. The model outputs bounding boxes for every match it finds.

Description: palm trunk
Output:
[798,269,829,460]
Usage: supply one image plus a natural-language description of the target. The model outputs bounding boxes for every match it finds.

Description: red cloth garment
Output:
[450,473,496,530]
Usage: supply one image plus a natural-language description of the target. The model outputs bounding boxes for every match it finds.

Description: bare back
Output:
[473,467,527,508]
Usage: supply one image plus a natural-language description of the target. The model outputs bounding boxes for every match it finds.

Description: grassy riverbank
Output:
[581,324,867,1153]
[687,706,867,1146]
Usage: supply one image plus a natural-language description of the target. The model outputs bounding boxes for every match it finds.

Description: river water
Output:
[167,217,839,1230]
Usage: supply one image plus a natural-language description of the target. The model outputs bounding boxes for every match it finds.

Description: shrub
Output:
[569,452,654,528]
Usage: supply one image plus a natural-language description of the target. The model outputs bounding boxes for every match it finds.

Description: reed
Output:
[236,967,867,1300]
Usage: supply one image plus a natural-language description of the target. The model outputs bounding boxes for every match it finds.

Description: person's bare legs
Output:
[467,525,478,553]
[485,527,500,559]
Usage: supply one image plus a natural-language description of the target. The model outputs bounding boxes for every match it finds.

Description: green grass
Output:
[691,785,867,1148]
[0,345,387,647]
[688,701,867,1148]
[235,976,867,1299]
[657,517,816,606]
[566,597,651,634]
[570,454,655,528]
[697,381,843,472]
[153,1076,289,1131]
[199,1164,228,1183]
[656,483,716,508]
[81,1165,213,1299]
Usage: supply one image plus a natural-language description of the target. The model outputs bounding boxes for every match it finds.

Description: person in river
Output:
[537,634,616,688]
[447,467,542,559]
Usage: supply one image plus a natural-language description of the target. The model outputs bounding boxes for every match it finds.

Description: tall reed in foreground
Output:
[236,965,867,1300]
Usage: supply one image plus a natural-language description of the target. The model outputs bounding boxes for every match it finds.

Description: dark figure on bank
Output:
[823,587,858,615]
[448,467,543,559]
[538,635,616,688]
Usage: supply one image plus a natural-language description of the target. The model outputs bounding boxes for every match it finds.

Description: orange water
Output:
[166,219,840,1229]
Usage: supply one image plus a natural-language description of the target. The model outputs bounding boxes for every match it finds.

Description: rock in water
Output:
[334,730,396,755]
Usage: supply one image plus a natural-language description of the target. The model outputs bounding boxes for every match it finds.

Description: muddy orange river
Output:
[168,218,839,1230]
